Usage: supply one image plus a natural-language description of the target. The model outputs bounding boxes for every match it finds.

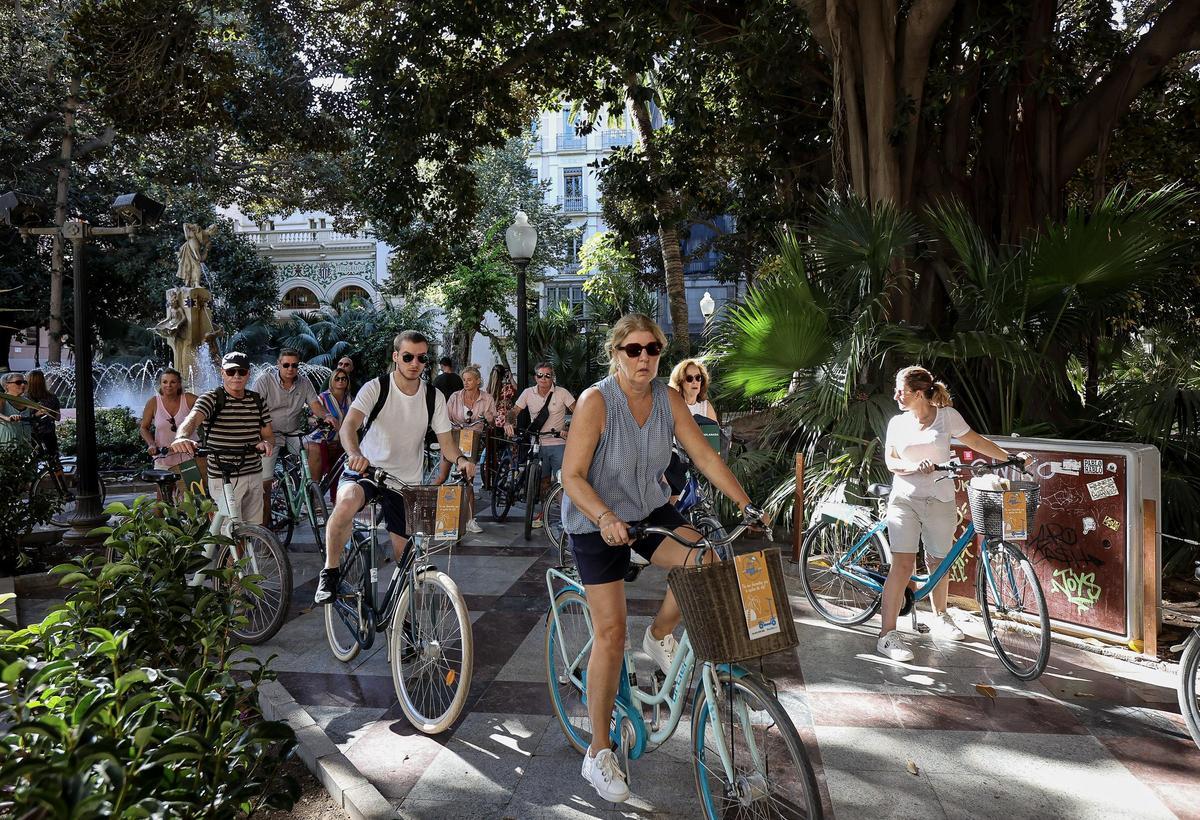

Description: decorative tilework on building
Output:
[274,259,375,288]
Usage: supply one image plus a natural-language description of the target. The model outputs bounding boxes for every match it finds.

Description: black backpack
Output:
[203,387,267,442]
[358,374,437,443]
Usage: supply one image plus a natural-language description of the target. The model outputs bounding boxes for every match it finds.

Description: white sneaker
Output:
[933,611,965,641]
[465,518,483,534]
[877,630,914,662]
[581,748,629,803]
[642,625,678,675]
[531,513,544,529]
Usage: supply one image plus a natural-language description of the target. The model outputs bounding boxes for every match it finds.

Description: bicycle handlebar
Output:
[362,464,466,491]
[625,504,771,562]
[933,456,1029,475]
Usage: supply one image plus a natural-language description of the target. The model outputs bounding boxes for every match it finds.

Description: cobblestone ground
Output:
[18,491,1200,818]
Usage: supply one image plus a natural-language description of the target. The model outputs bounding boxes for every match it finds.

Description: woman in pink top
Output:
[139,368,199,472]
[438,365,497,532]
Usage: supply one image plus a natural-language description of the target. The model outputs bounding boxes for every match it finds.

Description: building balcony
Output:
[602,130,633,148]
[242,228,373,249]
[557,196,588,213]
[557,133,588,151]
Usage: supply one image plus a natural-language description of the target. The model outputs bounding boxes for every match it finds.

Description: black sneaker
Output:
[314,567,340,605]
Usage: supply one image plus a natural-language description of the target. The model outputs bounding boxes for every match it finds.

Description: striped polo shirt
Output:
[194,388,272,477]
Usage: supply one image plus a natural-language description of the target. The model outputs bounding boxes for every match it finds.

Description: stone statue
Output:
[176,223,217,288]
[154,288,192,380]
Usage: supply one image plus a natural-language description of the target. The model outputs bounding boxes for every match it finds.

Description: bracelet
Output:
[597,510,615,526]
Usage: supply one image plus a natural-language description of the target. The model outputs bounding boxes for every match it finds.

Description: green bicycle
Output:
[268,426,336,551]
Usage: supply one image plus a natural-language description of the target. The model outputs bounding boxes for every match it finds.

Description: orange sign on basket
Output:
[1002,490,1028,541]
[735,551,782,640]
[434,485,462,540]
[458,429,476,459]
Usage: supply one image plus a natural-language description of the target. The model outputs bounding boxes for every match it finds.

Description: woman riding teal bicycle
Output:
[560,313,765,803]
[879,365,1031,662]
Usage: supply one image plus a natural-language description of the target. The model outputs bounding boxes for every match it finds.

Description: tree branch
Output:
[1057,0,1200,187]
[73,127,117,162]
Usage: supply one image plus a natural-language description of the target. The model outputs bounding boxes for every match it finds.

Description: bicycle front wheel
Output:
[220,524,292,644]
[524,460,542,541]
[543,483,567,558]
[268,475,295,549]
[544,588,593,754]
[490,452,515,523]
[692,668,822,819]
[324,532,369,663]
[976,540,1050,680]
[799,518,884,626]
[1179,631,1200,751]
[390,568,473,734]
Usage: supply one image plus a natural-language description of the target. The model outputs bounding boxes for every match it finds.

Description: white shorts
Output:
[885,495,956,559]
[208,473,264,527]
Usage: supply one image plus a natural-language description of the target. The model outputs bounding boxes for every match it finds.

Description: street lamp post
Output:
[505,211,537,390]
[2,191,164,544]
[700,290,716,326]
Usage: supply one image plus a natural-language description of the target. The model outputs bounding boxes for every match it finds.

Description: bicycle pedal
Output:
[915,623,931,634]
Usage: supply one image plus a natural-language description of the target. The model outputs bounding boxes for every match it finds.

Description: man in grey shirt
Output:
[253,347,329,524]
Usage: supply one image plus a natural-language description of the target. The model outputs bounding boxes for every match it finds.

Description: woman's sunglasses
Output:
[683,374,704,384]
[616,342,664,358]
[400,353,430,364]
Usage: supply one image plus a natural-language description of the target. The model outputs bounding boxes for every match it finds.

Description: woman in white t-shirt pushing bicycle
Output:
[878,366,1031,662]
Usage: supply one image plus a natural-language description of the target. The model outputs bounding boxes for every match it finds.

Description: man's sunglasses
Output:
[279,362,299,369]
[8,380,27,386]
[535,373,553,380]
[616,341,664,358]
[224,368,249,377]
[400,353,430,364]
[684,374,704,384]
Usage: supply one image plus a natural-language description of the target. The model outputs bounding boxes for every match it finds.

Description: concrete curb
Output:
[258,679,397,820]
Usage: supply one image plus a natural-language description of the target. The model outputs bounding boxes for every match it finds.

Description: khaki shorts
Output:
[885,495,956,559]
[208,473,264,527]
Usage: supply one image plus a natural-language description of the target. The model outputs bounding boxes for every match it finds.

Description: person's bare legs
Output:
[879,553,918,635]
[926,554,952,614]
[645,526,710,641]
[584,580,627,757]
[323,483,365,569]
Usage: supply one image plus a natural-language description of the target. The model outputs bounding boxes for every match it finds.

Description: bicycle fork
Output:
[700,665,769,805]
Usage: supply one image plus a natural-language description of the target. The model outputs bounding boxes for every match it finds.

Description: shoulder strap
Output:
[203,388,226,442]
[360,375,390,436]
[426,380,435,431]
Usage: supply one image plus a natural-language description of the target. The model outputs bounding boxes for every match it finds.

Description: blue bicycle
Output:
[799,457,1051,680]
[544,507,821,818]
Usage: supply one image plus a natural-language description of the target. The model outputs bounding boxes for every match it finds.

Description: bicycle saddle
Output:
[140,469,178,485]
[866,483,892,498]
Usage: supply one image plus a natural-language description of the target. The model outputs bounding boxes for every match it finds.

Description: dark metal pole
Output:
[515,259,529,391]
[64,224,105,543]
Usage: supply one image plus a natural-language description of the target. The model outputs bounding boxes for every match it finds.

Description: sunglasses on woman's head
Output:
[684,374,704,384]
[616,341,664,358]
[400,353,430,364]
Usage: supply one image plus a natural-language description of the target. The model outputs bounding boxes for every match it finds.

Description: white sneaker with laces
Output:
[877,630,915,662]
[582,748,630,803]
[465,518,483,534]
[933,611,965,641]
[643,626,679,675]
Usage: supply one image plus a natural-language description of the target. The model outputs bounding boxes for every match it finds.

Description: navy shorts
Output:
[339,472,407,537]
[568,503,688,585]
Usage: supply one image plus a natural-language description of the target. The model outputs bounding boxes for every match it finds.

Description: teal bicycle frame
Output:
[545,566,759,792]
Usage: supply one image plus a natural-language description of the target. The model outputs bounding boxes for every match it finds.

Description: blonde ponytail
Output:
[929,381,952,408]
[895,365,953,407]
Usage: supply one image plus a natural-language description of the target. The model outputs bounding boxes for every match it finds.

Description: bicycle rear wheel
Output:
[524,460,542,541]
[324,532,370,662]
[1179,631,1200,751]
[268,472,295,549]
[692,669,822,819]
[544,588,593,754]
[544,482,566,558]
[307,483,329,553]
[390,568,473,734]
[798,518,884,626]
[490,450,515,522]
[220,524,292,645]
[976,540,1050,680]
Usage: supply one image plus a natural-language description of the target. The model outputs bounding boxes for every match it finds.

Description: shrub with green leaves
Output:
[0,440,60,569]
[58,407,146,470]
[0,495,299,817]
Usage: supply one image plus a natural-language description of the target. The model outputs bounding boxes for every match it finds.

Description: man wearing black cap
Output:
[171,351,274,525]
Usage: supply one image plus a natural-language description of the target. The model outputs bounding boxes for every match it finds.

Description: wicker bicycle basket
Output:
[666,547,798,664]
[966,481,1040,541]
[396,485,469,543]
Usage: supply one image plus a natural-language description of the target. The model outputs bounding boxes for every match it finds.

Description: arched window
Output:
[281,287,320,310]
[333,285,372,307]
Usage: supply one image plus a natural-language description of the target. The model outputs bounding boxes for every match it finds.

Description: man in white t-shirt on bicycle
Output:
[314,331,477,605]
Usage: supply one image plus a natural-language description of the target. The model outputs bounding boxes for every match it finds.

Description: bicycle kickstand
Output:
[911,604,930,634]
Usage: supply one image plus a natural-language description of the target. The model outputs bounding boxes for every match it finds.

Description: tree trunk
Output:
[627,83,690,354]
[48,76,80,365]
[0,328,12,371]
